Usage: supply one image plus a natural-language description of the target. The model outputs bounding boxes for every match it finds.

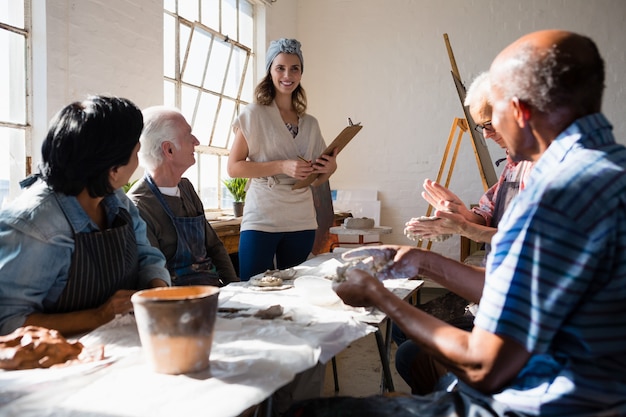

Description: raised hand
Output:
[422,179,474,221]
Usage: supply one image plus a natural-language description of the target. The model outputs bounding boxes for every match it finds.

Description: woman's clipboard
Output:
[292,122,363,190]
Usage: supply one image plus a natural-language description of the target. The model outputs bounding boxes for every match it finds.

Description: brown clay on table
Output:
[254,305,284,320]
[0,325,85,370]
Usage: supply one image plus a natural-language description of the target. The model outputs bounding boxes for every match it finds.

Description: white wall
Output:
[266,0,626,259]
[33,0,163,170]
[35,0,626,260]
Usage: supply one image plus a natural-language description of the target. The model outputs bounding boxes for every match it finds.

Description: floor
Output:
[321,287,447,398]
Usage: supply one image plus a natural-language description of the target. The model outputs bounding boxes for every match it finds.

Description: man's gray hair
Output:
[139,106,183,172]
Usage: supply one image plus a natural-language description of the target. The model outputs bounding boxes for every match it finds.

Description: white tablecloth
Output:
[0,256,376,417]
[0,253,422,417]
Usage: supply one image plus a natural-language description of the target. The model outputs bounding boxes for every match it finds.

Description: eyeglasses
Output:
[474,121,494,134]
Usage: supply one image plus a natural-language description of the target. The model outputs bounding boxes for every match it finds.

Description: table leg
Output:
[374,323,395,393]
[331,356,340,392]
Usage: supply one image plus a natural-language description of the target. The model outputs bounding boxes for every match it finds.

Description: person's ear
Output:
[511,97,531,128]
[161,141,174,158]
[109,166,120,184]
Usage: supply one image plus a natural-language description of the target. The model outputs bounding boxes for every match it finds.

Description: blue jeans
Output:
[238,229,315,281]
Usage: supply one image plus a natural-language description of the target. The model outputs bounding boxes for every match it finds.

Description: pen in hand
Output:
[297,155,311,164]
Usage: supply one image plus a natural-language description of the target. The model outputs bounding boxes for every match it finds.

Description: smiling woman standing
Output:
[228,38,338,281]
[0,96,171,337]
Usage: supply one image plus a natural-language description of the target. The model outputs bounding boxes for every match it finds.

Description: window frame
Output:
[0,0,32,206]
[163,0,255,212]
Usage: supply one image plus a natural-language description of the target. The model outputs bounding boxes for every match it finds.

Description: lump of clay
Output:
[250,275,284,287]
[404,216,452,243]
[0,326,85,370]
[343,217,375,229]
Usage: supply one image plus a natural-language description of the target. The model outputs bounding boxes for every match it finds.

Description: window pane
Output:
[0,130,11,203]
[239,0,253,46]
[164,0,176,14]
[241,59,253,102]
[178,1,199,22]
[181,84,201,119]
[203,38,230,93]
[182,26,212,87]
[0,127,25,208]
[223,47,246,98]
[222,0,237,40]
[198,153,219,209]
[164,13,176,79]
[220,155,232,207]
[194,92,219,145]
[179,22,191,76]
[0,1,24,29]
[200,0,219,31]
[212,98,235,148]
[0,30,26,124]
[222,101,237,149]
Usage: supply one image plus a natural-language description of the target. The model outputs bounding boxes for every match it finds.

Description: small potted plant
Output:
[222,177,247,217]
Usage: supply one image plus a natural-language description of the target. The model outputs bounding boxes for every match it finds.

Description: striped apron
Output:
[49,206,139,313]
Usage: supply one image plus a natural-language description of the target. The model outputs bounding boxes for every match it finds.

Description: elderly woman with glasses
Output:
[395,72,535,396]
[405,71,534,257]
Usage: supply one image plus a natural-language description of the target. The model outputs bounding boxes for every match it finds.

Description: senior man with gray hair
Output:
[128,106,238,287]
[286,29,626,417]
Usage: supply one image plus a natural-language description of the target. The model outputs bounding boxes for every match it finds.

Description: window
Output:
[164,0,255,211]
[0,1,30,208]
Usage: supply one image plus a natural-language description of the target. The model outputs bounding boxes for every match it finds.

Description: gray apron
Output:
[145,175,221,287]
[48,206,139,313]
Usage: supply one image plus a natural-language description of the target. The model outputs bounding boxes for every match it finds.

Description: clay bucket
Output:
[131,285,219,374]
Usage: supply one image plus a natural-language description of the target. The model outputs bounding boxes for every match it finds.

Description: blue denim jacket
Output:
[0,181,171,334]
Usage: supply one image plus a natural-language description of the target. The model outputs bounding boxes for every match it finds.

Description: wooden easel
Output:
[444,33,497,191]
[417,117,469,250]
[417,34,498,250]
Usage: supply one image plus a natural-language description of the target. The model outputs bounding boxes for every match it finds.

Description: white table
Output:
[0,253,422,417]
[0,295,373,416]
[279,252,423,393]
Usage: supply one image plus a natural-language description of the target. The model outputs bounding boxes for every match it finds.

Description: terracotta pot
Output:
[131,286,219,374]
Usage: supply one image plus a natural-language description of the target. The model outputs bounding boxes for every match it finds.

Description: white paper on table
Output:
[293,257,344,279]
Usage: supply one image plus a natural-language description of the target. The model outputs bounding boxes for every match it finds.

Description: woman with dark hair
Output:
[0,96,170,337]
[227,38,338,280]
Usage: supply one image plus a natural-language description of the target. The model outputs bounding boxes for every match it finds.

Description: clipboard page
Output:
[292,124,363,190]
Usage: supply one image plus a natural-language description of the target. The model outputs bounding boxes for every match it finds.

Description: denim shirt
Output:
[0,181,170,335]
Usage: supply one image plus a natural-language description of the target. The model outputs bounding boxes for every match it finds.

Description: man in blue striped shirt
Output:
[289,30,626,417]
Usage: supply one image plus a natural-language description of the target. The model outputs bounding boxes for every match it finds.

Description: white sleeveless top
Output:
[232,101,327,233]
